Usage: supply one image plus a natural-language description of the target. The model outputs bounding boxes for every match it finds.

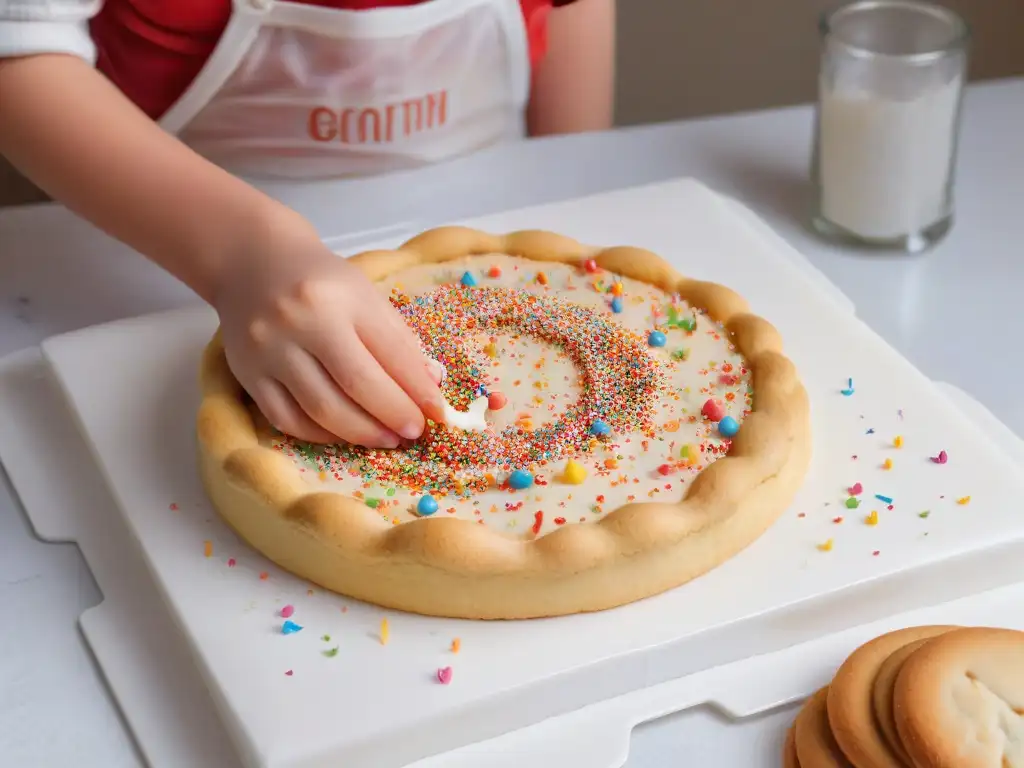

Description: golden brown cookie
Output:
[827,625,958,768]
[871,637,932,766]
[784,722,801,768]
[795,687,853,767]
[893,627,1024,768]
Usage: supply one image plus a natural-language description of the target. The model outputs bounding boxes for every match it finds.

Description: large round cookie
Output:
[893,627,1024,768]
[795,687,853,767]
[871,637,932,766]
[196,227,810,619]
[828,625,958,768]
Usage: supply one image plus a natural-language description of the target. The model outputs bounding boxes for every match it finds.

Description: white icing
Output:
[442,396,489,432]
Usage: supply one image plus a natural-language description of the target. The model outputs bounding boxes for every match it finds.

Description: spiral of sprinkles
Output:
[281,284,663,496]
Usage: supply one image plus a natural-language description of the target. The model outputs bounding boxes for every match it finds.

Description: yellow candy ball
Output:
[561,459,587,485]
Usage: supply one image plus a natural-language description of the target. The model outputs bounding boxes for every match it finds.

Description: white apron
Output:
[158,0,531,179]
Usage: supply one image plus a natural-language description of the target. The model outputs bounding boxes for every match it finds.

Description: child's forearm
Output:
[0,53,308,304]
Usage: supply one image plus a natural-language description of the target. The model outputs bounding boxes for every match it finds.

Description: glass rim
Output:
[820,0,971,63]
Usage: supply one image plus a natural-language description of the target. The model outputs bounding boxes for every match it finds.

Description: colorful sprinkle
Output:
[589,420,611,437]
[701,398,726,422]
[416,495,439,516]
[865,510,879,526]
[845,497,860,509]
[817,539,834,552]
[460,271,477,287]
[437,666,454,685]
[323,646,340,658]
[583,258,599,274]
[893,435,903,448]
[451,638,461,653]
[203,540,213,558]
[840,378,855,396]
[380,619,389,645]
[874,494,893,504]
[281,620,303,635]
[561,459,587,484]
[280,605,295,619]
[487,265,502,278]
[848,482,863,495]
[647,330,667,348]
[508,469,534,490]
[919,510,931,518]
[931,450,948,464]
[957,496,971,505]
[882,458,893,470]
[610,296,624,313]
[487,391,507,411]
[717,416,739,438]
[227,558,236,567]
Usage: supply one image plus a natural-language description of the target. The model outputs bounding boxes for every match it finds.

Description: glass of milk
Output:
[812,1,969,252]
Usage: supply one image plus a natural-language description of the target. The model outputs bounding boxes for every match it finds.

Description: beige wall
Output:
[616,0,1024,125]
[2,0,1023,206]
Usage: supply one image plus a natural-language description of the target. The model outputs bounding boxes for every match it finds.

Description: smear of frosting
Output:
[442,395,489,432]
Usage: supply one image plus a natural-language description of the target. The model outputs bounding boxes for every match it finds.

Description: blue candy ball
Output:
[610,297,624,313]
[508,469,534,490]
[590,420,611,437]
[648,330,667,348]
[717,415,740,438]
[416,495,439,516]
[460,271,477,287]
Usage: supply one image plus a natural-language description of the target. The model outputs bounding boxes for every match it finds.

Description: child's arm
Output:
[0,53,283,304]
[527,0,616,136]
[0,53,443,445]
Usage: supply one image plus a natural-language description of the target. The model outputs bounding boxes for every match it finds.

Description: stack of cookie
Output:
[782,626,1024,767]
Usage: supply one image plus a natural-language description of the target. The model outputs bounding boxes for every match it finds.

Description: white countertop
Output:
[1,77,1022,767]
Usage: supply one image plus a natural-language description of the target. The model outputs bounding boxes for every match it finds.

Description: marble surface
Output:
[1,77,1022,767]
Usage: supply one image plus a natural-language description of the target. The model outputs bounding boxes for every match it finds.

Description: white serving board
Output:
[3,347,1024,768]
[33,179,1024,767]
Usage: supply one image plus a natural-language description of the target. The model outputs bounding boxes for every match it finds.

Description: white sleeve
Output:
[0,0,104,64]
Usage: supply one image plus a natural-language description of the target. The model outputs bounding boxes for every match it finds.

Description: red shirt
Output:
[90,0,564,121]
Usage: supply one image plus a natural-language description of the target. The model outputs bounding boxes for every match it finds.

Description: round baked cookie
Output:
[828,626,958,768]
[893,627,1024,768]
[196,227,810,619]
[871,637,932,766]
[784,723,802,768]
[795,687,853,768]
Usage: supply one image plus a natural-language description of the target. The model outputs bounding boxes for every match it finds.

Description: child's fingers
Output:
[277,348,401,448]
[313,332,428,441]
[359,309,446,425]
[249,378,341,445]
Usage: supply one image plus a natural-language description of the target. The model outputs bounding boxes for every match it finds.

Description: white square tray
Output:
[10,180,1024,767]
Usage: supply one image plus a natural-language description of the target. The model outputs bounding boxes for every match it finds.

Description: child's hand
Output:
[213,225,445,448]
